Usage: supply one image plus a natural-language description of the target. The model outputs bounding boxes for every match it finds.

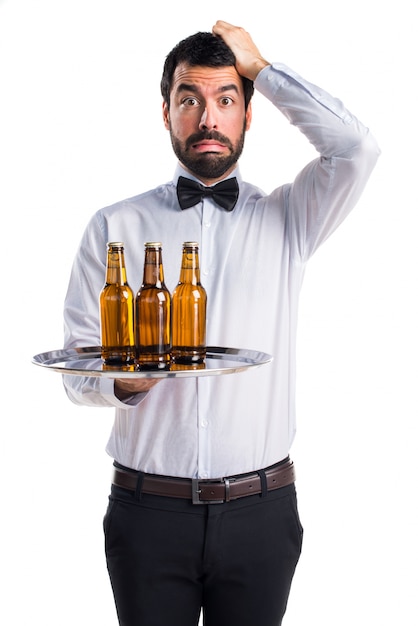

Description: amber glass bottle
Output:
[172,242,207,363]
[100,242,135,364]
[135,242,171,368]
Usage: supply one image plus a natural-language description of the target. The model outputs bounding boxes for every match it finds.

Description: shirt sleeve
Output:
[62,211,146,408]
[255,63,381,260]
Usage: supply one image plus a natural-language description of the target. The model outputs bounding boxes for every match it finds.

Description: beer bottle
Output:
[100,242,135,364]
[135,242,171,369]
[172,242,207,363]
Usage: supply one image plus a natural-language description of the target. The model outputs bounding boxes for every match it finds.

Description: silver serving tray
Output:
[32,346,273,379]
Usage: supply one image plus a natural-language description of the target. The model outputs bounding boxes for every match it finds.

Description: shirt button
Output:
[204,221,211,228]
[201,472,209,479]
[203,269,209,276]
[201,419,208,428]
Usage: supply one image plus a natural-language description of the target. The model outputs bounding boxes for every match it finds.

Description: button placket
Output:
[196,199,217,480]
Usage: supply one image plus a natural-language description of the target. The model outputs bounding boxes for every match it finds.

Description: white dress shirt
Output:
[63,63,380,479]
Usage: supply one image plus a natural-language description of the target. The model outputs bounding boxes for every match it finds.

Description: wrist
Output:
[245,58,270,82]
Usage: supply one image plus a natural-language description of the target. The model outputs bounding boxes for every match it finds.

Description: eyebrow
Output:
[176,83,240,95]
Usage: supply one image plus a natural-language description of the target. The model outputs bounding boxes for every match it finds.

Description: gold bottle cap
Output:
[107,242,124,248]
[183,241,199,247]
[144,242,162,248]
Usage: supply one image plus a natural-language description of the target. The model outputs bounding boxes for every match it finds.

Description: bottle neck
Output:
[142,248,165,287]
[179,249,201,285]
[105,250,128,285]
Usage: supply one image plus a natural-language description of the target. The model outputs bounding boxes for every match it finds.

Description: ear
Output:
[245,101,252,131]
[162,101,170,130]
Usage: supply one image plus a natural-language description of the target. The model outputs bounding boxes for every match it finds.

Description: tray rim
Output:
[32,346,273,379]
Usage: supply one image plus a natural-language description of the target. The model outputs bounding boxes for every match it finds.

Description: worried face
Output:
[163,63,252,184]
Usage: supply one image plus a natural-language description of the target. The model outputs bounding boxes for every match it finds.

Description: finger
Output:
[212,20,237,36]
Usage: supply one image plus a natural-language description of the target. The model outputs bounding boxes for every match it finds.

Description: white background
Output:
[1,0,417,624]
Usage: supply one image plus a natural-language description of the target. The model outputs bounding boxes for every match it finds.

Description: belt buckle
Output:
[191,477,234,505]
[192,478,204,505]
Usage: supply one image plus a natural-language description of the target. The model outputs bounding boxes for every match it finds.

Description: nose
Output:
[199,106,217,130]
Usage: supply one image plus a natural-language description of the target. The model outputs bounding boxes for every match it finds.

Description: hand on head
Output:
[212,20,270,81]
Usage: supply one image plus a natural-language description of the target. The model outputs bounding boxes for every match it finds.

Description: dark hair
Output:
[160,31,254,110]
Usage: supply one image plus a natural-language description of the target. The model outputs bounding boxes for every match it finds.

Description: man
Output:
[63,20,380,626]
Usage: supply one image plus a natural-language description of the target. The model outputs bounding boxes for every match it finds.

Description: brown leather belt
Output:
[112,458,295,504]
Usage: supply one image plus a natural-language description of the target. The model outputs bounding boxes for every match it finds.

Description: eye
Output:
[182,97,200,107]
[220,96,233,106]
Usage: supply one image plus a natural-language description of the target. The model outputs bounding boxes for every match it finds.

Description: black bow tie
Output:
[177,176,239,211]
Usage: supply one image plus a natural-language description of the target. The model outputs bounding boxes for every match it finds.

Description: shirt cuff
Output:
[99,376,147,408]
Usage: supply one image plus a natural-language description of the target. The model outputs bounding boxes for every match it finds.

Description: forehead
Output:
[171,62,244,96]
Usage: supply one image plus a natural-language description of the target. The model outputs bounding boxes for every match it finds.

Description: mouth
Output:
[192,140,227,153]
[186,131,233,154]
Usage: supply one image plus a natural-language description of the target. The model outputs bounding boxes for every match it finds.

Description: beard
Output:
[169,124,246,180]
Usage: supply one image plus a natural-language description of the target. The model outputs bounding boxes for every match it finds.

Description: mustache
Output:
[185,131,233,150]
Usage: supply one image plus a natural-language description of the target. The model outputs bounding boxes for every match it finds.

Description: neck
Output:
[179,162,237,186]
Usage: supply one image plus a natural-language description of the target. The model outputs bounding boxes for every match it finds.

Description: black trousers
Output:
[104,480,303,626]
